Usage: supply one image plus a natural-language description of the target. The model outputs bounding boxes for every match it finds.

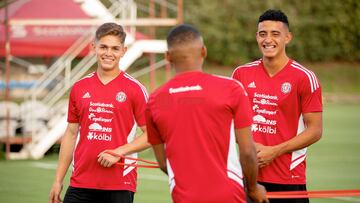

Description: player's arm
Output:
[49,123,79,203]
[257,112,322,167]
[97,126,151,167]
[144,104,167,173]
[236,126,268,203]
[152,143,167,174]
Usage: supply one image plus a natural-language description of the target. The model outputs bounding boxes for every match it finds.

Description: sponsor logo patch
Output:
[169,85,202,94]
[251,124,277,134]
[248,81,256,88]
[87,132,112,141]
[82,92,91,98]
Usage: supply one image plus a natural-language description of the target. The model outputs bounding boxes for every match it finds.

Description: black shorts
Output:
[259,182,309,203]
[63,186,134,203]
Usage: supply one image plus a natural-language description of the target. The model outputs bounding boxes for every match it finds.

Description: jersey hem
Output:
[258,179,306,185]
[69,183,136,192]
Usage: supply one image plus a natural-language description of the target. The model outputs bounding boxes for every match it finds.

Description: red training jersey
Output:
[146,71,253,203]
[232,59,322,184]
[67,71,148,191]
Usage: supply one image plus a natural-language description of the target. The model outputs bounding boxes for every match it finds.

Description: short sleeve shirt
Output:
[68,71,147,191]
[146,71,252,203]
[232,59,322,184]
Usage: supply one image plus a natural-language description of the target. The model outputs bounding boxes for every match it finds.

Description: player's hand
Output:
[256,144,279,168]
[49,181,63,203]
[255,143,264,153]
[248,183,269,203]
[97,149,121,167]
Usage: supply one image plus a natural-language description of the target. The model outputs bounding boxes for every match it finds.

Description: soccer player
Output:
[232,9,323,203]
[146,24,268,203]
[49,23,150,203]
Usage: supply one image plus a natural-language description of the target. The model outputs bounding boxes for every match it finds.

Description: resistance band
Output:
[104,151,360,199]
[267,189,360,199]
[105,151,160,168]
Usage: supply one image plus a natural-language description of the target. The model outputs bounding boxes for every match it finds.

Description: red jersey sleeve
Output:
[67,85,79,123]
[132,84,148,127]
[230,81,253,129]
[145,104,163,145]
[299,72,323,113]
[231,67,241,81]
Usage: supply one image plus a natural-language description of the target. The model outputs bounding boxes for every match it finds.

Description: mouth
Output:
[263,44,276,49]
[101,58,114,64]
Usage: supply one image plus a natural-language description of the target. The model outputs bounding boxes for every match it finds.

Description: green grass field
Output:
[0,103,359,203]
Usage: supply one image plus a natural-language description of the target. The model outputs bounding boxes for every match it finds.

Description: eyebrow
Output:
[98,44,122,48]
[258,30,281,33]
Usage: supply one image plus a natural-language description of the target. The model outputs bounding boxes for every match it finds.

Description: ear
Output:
[285,32,293,44]
[201,46,207,58]
[121,46,127,57]
[91,41,96,53]
[165,51,172,62]
[255,31,260,41]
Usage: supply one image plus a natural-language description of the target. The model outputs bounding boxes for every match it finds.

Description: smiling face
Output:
[93,35,127,72]
[256,20,292,60]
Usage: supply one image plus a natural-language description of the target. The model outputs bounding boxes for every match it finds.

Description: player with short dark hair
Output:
[232,9,323,203]
[146,24,268,203]
[49,22,150,203]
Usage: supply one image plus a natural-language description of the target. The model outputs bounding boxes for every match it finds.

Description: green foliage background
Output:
[183,0,360,65]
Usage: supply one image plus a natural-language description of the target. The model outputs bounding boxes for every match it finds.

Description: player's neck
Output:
[262,55,289,77]
[174,62,203,74]
[97,68,121,84]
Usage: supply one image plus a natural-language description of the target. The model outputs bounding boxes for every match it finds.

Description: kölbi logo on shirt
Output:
[251,124,277,134]
[87,123,112,141]
[87,132,111,141]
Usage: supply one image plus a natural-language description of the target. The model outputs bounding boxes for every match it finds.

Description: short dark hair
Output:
[167,24,202,48]
[258,9,289,29]
[95,22,126,43]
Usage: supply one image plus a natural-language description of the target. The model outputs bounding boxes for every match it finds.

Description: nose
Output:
[105,48,112,55]
[264,35,272,43]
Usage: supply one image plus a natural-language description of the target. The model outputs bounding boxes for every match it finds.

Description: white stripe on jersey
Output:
[227,120,244,187]
[231,59,261,77]
[290,154,307,171]
[293,61,319,89]
[290,114,308,170]
[166,158,176,193]
[72,131,81,172]
[76,72,95,83]
[123,73,149,102]
[246,60,261,66]
[123,123,138,176]
[212,75,247,96]
[242,60,262,67]
[290,62,319,93]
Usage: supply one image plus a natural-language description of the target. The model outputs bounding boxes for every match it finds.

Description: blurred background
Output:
[0,0,359,202]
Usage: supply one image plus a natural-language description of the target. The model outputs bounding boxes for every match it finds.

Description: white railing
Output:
[9,0,179,160]
[24,0,133,138]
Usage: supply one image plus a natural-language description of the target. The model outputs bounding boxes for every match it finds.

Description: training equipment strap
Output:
[104,150,160,168]
[267,189,360,199]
